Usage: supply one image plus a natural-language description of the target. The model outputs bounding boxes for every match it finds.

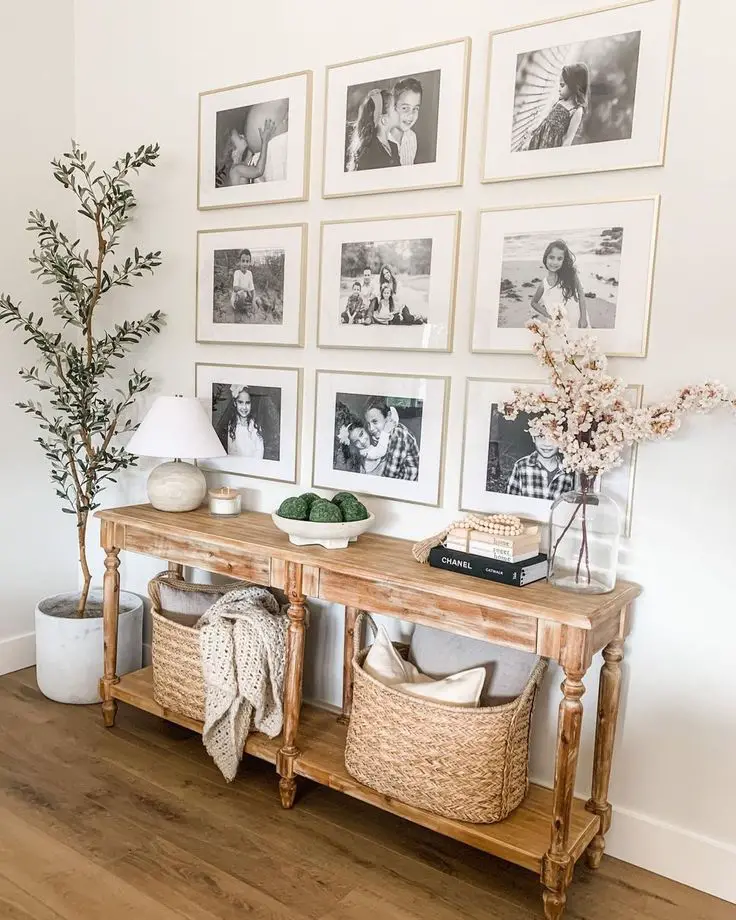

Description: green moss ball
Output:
[309,499,344,523]
[332,491,358,507]
[277,495,309,520]
[299,492,320,510]
[342,500,369,522]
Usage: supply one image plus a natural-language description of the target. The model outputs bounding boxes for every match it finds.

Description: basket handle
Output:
[352,611,378,659]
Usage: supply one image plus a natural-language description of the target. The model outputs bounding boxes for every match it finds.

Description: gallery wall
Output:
[0,1,78,673]
[69,0,735,901]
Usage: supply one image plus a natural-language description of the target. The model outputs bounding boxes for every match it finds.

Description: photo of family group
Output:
[511,30,641,154]
[196,364,300,483]
[212,382,282,461]
[215,98,290,188]
[333,392,423,481]
[483,2,678,181]
[323,39,470,196]
[497,225,622,330]
[343,70,440,173]
[339,238,430,327]
[212,246,285,326]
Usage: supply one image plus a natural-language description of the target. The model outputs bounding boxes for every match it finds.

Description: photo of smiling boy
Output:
[507,431,574,501]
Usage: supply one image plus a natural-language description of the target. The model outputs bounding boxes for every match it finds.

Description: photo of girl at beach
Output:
[512,31,641,153]
[482,2,679,182]
[471,198,659,357]
[497,226,623,330]
[323,40,469,197]
[196,364,300,484]
[338,239,430,327]
[198,72,311,209]
[212,246,285,326]
[343,70,440,172]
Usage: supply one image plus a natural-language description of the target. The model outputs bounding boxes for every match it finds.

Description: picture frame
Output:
[317,212,460,352]
[196,224,307,347]
[459,378,641,537]
[198,70,312,209]
[471,197,659,357]
[482,0,680,183]
[323,38,471,198]
[313,370,449,507]
[195,363,301,484]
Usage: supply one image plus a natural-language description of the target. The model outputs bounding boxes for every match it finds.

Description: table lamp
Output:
[126,396,226,512]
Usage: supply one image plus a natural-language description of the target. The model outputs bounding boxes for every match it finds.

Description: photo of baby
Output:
[333,392,423,481]
[343,69,441,172]
[211,246,285,326]
[497,226,623,330]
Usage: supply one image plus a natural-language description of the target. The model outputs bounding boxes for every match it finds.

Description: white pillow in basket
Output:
[362,626,485,708]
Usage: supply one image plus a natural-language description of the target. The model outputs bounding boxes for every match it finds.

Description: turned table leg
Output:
[100,531,121,728]
[277,561,307,809]
[542,667,586,920]
[337,606,361,726]
[585,638,625,869]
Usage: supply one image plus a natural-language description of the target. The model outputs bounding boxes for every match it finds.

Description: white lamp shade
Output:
[127,396,226,460]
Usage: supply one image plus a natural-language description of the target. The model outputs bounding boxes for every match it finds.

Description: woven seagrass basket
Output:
[148,570,248,722]
[344,613,548,824]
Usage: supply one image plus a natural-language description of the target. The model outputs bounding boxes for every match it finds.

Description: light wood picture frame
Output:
[196,223,307,347]
[317,211,460,352]
[198,70,312,209]
[482,0,680,183]
[312,369,449,507]
[195,362,302,485]
[323,38,471,198]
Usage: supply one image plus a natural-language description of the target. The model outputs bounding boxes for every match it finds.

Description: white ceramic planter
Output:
[271,512,375,549]
[35,589,143,704]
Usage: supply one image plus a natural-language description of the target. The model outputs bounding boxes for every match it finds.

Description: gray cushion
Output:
[157,582,235,627]
[408,624,539,706]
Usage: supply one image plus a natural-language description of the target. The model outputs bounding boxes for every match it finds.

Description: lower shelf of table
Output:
[110,666,599,874]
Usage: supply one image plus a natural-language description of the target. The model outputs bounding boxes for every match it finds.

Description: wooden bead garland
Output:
[412,513,528,563]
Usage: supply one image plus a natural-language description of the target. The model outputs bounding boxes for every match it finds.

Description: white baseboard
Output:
[0,632,35,676]
[606,804,736,904]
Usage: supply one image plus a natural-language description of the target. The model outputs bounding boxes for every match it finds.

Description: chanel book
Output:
[429,545,549,587]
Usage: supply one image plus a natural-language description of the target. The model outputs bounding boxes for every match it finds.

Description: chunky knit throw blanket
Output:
[197,586,288,781]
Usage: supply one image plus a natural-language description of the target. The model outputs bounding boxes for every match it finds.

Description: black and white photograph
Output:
[483,1,679,182]
[324,40,469,197]
[496,226,622,330]
[199,71,311,208]
[212,383,282,461]
[196,363,300,483]
[333,392,423,480]
[313,371,448,506]
[212,246,285,326]
[460,378,639,534]
[318,213,459,351]
[471,198,659,356]
[343,70,440,173]
[196,224,306,347]
[511,31,641,153]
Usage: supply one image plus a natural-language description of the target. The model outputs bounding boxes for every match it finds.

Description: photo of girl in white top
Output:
[530,239,588,328]
[218,385,265,459]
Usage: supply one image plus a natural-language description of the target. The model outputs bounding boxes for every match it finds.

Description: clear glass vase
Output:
[548,481,622,594]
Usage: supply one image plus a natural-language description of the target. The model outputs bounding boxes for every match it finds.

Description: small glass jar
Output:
[548,482,622,594]
[208,487,242,517]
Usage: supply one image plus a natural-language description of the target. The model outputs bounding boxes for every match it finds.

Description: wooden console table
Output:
[96,504,640,920]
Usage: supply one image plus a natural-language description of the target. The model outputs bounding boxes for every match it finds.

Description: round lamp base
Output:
[147,461,207,512]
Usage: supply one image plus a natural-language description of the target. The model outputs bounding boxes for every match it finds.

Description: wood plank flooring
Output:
[0,668,731,920]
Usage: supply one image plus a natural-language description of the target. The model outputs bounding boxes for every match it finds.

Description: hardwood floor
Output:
[0,668,731,920]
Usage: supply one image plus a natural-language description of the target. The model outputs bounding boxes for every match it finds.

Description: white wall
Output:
[72,0,736,902]
[0,1,78,673]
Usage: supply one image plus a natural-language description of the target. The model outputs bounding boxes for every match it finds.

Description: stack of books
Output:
[430,524,548,587]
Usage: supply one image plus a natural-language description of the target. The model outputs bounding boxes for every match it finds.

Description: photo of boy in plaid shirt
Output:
[506,432,574,500]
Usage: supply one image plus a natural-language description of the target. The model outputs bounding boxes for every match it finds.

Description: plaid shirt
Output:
[382,423,420,481]
[507,451,573,500]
